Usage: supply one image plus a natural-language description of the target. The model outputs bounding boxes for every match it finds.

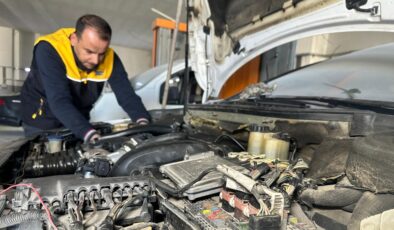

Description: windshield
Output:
[267,42,394,103]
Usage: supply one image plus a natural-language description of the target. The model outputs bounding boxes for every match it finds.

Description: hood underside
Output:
[206,0,288,38]
[189,0,394,100]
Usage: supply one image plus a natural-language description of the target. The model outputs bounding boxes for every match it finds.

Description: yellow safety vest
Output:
[35,28,114,83]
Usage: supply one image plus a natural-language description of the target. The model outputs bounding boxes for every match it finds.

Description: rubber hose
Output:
[342,203,357,212]
[348,192,394,230]
[149,177,179,197]
[24,149,80,177]
[0,210,44,228]
[290,203,317,229]
[110,139,213,176]
[100,124,174,141]
[136,132,187,149]
[299,187,363,208]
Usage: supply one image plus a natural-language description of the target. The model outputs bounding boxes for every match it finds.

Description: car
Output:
[0,94,22,126]
[90,59,203,122]
[1,0,394,230]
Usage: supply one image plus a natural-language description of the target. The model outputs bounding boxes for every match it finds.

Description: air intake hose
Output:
[299,186,363,208]
[110,139,214,176]
[24,149,81,177]
[100,124,174,141]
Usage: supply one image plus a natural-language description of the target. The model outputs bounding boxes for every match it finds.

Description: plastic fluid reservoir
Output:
[247,125,272,156]
[46,135,63,154]
[264,133,290,161]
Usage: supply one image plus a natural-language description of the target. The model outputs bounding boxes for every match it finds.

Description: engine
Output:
[0,117,393,230]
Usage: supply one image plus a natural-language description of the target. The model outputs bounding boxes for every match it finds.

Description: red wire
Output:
[0,183,58,230]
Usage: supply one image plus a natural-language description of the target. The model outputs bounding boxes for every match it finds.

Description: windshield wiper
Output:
[323,83,361,99]
[222,96,312,109]
[224,96,394,114]
[288,96,394,114]
[248,97,311,108]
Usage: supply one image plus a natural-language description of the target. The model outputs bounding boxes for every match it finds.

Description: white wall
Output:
[0,27,13,67]
[296,32,394,67]
[324,32,394,54]
[0,27,14,88]
[296,35,329,66]
[14,30,35,83]
[111,45,151,79]
[0,27,35,90]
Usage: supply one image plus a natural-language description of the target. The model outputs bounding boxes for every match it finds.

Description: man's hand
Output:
[89,133,101,144]
[136,118,149,125]
[84,129,101,144]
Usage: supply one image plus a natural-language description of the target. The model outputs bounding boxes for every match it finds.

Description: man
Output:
[20,14,151,143]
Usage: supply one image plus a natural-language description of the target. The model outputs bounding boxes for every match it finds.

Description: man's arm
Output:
[35,42,95,140]
[108,53,151,124]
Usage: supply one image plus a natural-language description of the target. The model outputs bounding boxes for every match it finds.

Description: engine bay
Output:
[0,110,394,230]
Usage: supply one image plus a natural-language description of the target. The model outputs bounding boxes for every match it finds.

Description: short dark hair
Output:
[75,14,112,41]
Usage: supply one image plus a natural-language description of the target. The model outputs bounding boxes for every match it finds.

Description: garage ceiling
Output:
[0,0,184,50]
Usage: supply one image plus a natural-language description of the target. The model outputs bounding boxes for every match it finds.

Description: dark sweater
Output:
[21,41,150,139]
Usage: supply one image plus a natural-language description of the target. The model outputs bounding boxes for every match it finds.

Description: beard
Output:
[82,63,98,71]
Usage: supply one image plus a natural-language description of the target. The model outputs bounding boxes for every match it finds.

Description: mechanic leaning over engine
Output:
[20,14,151,143]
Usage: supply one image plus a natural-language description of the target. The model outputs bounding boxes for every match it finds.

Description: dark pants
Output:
[22,123,44,137]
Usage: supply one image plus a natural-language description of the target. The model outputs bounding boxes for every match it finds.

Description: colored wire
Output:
[0,183,58,230]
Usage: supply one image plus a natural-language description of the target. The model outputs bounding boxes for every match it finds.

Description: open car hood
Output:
[189,0,394,101]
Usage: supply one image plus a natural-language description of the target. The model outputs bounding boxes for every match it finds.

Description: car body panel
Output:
[0,95,21,126]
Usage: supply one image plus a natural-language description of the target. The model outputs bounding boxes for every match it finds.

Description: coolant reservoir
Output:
[46,135,63,154]
[264,133,290,161]
[247,125,272,156]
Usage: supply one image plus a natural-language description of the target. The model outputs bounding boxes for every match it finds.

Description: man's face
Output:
[70,27,109,70]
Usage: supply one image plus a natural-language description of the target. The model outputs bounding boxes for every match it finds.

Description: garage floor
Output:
[0,125,24,145]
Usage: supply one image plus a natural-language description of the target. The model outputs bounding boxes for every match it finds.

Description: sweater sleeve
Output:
[35,42,94,139]
[108,53,151,122]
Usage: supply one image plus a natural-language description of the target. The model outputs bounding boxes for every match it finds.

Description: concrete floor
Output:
[0,125,24,145]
